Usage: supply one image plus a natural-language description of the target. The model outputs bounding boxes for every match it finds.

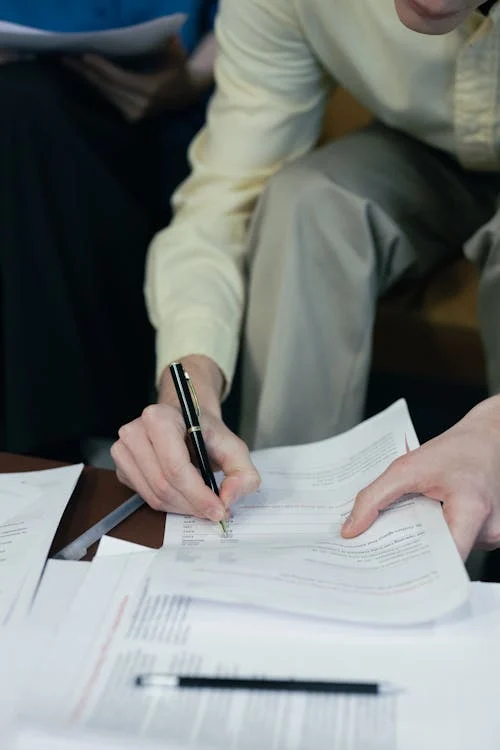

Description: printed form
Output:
[19,551,500,750]
[22,553,398,750]
[155,401,469,625]
[0,464,82,624]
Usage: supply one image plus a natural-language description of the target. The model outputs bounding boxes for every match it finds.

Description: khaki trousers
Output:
[241,123,500,449]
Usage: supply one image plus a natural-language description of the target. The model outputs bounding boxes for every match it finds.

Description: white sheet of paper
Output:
[156,401,469,625]
[0,478,41,523]
[21,554,398,749]
[95,535,151,557]
[0,15,185,57]
[28,559,90,632]
[0,464,83,624]
[5,724,183,750]
[1,623,56,741]
[19,553,500,749]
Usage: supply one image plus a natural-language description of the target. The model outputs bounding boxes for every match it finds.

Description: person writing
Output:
[112,0,500,560]
[0,0,217,461]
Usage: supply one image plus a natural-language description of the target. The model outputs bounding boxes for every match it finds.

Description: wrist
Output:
[158,355,224,417]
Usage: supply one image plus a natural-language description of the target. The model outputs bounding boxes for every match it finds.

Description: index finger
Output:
[81,54,147,92]
[342,454,424,538]
[142,405,228,523]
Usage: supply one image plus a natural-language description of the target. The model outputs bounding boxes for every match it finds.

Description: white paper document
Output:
[0,15,185,57]
[22,554,398,750]
[28,559,90,632]
[95,535,151,557]
[19,553,500,750]
[5,724,184,750]
[156,401,469,625]
[5,402,494,748]
[0,464,83,624]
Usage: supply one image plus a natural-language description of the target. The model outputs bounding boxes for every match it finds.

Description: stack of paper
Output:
[2,401,499,748]
[16,549,500,749]
[153,401,470,625]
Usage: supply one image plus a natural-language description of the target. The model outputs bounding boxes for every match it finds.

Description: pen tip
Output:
[219,519,228,534]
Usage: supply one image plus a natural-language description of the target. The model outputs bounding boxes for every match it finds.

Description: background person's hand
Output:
[341,395,500,560]
[64,36,206,122]
[111,355,261,521]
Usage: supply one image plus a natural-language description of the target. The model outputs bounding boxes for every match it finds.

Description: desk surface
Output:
[0,452,164,557]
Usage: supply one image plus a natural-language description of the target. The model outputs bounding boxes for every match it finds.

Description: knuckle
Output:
[233,435,250,456]
[142,404,159,424]
[214,431,248,463]
[118,422,134,442]
[151,474,171,501]
[482,529,500,550]
[355,482,373,503]
[353,490,369,510]
[167,460,189,486]
[393,453,412,472]
[146,495,165,512]
[110,440,128,465]
[246,467,261,491]
[251,465,262,483]
[115,469,128,486]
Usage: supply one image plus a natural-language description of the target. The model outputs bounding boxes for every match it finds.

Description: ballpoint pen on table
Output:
[169,361,227,534]
[134,673,401,695]
[54,493,145,560]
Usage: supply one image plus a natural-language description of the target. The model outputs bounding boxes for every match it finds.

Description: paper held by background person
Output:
[0,15,186,57]
[156,400,469,625]
[0,464,83,625]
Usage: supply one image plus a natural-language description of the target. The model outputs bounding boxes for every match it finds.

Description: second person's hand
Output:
[341,395,500,559]
[63,36,205,122]
[111,355,261,522]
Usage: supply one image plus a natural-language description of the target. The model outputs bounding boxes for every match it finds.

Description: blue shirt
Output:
[0,0,217,53]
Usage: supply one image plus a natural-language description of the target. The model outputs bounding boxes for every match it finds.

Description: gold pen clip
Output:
[184,370,201,418]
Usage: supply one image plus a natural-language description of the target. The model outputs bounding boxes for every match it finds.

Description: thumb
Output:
[342,455,422,538]
[204,419,261,508]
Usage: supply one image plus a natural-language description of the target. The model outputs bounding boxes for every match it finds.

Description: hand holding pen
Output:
[169,361,228,532]
[111,355,261,523]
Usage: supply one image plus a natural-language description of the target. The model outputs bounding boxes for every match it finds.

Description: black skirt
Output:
[0,59,206,458]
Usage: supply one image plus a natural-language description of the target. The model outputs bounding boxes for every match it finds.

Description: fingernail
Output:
[343,514,354,529]
[205,506,224,523]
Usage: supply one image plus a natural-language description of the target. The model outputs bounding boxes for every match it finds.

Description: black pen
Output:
[169,361,227,533]
[134,673,400,695]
